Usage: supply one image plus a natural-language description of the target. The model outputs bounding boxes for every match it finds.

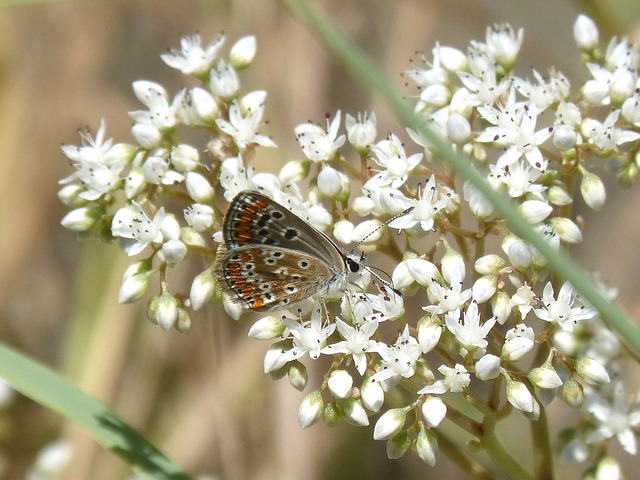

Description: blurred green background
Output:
[0,0,639,478]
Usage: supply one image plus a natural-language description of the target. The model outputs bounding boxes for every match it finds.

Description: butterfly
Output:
[214,190,363,311]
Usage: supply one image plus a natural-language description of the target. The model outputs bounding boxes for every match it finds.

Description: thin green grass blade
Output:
[0,342,191,480]
[280,0,640,359]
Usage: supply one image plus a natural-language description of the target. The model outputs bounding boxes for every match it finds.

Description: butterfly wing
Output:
[222,190,346,269]
[214,244,344,311]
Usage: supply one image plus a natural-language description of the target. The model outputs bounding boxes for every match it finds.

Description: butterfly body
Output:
[214,190,359,311]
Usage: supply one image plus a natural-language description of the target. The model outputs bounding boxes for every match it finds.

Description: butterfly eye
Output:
[346,258,360,273]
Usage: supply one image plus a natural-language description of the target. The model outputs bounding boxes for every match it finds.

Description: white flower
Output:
[370,326,421,383]
[534,282,598,332]
[583,110,640,151]
[584,382,640,454]
[477,102,553,170]
[483,23,523,69]
[445,301,496,350]
[345,111,377,151]
[438,364,470,392]
[209,60,239,99]
[367,134,422,188]
[111,203,165,255]
[295,111,345,162]
[387,175,447,231]
[59,121,130,201]
[215,100,276,149]
[424,278,472,318]
[184,204,214,231]
[130,80,177,132]
[276,309,336,366]
[321,318,379,376]
[488,160,545,198]
[160,33,224,75]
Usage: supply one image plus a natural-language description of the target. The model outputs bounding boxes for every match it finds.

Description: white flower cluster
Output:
[58,16,640,475]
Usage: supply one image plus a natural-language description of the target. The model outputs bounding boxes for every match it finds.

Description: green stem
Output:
[531,407,554,480]
[437,430,496,480]
[481,412,534,480]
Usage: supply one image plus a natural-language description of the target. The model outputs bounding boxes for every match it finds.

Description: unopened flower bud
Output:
[339,398,369,427]
[421,396,447,427]
[447,113,471,144]
[132,122,162,149]
[288,361,308,391]
[491,291,511,325]
[373,408,407,440]
[328,370,353,399]
[148,292,179,331]
[517,200,552,224]
[279,159,311,185]
[118,268,152,303]
[186,172,214,203]
[475,354,501,381]
[548,217,583,243]
[247,315,286,340]
[229,35,256,69]
[506,379,534,413]
[472,275,497,303]
[317,165,343,198]
[574,14,599,51]
[562,377,584,408]
[580,170,606,210]
[507,239,533,268]
[474,254,506,275]
[528,366,563,389]
[416,425,439,466]
[576,357,610,385]
[552,124,578,151]
[547,185,573,206]
[441,242,466,284]
[60,206,104,232]
[387,431,411,459]
[299,390,323,429]
[361,377,384,412]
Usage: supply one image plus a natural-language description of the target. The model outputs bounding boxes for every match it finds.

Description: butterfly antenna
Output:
[349,205,415,254]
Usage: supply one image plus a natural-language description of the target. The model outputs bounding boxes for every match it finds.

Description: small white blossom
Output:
[367,133,423,188]
[295,111,345,162]
[215,100,276,149]
[445,301,496,351]
[161,33,224,75]
[370,326,421,383]
[534,282,598,332]
[438,364,471,392]
[584,382,640,454]
[345,111,377,151]
[112,203,165,256]
[322,318,379,375]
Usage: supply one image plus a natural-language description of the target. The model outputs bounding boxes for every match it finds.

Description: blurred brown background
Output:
[0,0,639,479]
